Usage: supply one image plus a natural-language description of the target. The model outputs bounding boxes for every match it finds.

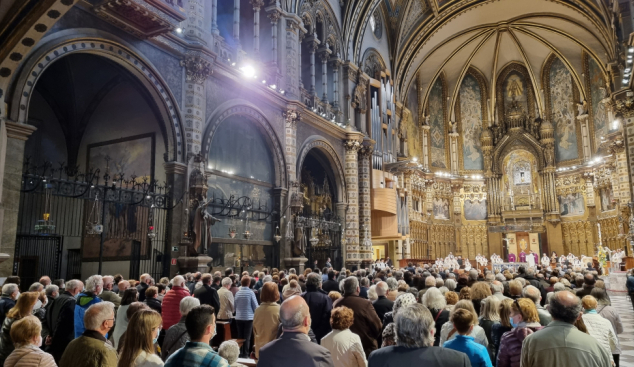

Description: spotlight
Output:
[262,80,266,83]
[630,47,634,53]
[612,120,620,130]
[281,90,285,94]
[413,157,418,162]
[240,65,255,78]
[270,84,276,89]
[176,27,183,33]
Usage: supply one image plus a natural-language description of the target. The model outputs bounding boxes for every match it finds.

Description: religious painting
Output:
[600,187,615,212]
[589,57,609,150]
[502,150,539,195]
[559,192,585,216]
[429,78,447,168]
[512,161,532,186]
[503,71,528,115]
[86,133,155,183]
[464,199,487,220]
[459,74,483,170]
[433,197,450,220]
[549,57,579,162]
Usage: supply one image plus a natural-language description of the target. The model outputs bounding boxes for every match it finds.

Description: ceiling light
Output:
[240,65,255,78]
[262,80,266,84]
[629,47,634,53]
[270,84,276,89]
[176,27,182,33]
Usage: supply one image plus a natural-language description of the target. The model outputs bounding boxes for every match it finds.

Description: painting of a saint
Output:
[429,78,447,168]
[600,187,615,212]
[464,200,487,220]
[559,193,585,216]
[433,197,450,220]
[503,71,528,114]
[589,57,609,151]
[459,74,483,170]
[550,57,578,162]
[507,75,524,99]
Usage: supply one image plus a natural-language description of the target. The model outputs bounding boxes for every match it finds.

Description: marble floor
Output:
[611,295,634,366]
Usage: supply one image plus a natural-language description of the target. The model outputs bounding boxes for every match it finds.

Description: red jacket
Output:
[162,286,191,330]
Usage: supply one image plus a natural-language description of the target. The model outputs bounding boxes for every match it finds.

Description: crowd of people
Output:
[0,260,628,367]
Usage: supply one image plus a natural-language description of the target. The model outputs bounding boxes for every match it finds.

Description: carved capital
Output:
[283,109,301,128]
[612,97,634,117]
[250,0,265,10]
[358,141,374,158]
[268,9,282,24]
[344,139,362,152]
[180,55,212,84]
[351,77,368,111]
[608,139,625,154]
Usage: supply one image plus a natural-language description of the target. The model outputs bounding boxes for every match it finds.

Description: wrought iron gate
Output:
[14,235,62,291]
[17,160,173,280]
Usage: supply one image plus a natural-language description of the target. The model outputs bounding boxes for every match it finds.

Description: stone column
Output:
[578,113,591,161]
[283,108,300,183]
[358,139,374,268]
[298,31,305,89]
[0,121,36,277]
[211,0,218,35]
[186,0,206,44]
[250,0,264,56]
[267,9,282,69]
[307,36,320,96]
[164,161,187,277]
[335,202,348,266]
[283,16,303,99]
[180,54,213,156]
[421,124,431,169]
[332,58,342,109]
[344,137,362,268]
[233,0,241,49]
[320,48,331,102]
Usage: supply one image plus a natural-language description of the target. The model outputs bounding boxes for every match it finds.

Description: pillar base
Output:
[284,257,308,273]
[177,255,213,274]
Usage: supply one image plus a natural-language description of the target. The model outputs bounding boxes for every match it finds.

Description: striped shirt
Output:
[165,341,229,367]
[234,287,258,320]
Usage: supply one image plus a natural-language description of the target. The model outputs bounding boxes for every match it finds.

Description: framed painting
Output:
[433,198,450,220]
[86,133,155,183]
[559,193,585,217]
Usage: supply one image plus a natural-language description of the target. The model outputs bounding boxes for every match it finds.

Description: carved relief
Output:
[180,55,213,85]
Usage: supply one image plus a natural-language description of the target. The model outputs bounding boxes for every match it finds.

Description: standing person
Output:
[234,276,257,358]
[101,276,122,315]
[367,304,470,367]
[520,291,611,367]
[372,282,393,323]
[421,288,450,347]
[4,316,57,367]
[136,274,151,303]
[592,288,624,366]
[59,302,117,367]
[113,289,138,349]
[258,296,334,367]
[322,271,340,294]
[0,283,19,326]
[74,275,103,338]
[333,277,382,358]
[439,300,488,348]
[46,279,83,362]
[161,297,199,360]
[164,305,228,367]
[325,258,332,269]
[491,299,513,361]
[496,298,543,367]
[117,309,163,367]
[217,278,234,322]
[143,287,162,314]
[320,306,366,367]
[252,283,281,359]
[626,269,634,310]
[193,274,220,318]
[301,273,333,343]
[443,309,493,367]
[0,292,40,365]
[477,296,500,360]
[161,276,191,331]
[522,286,551,326]
[581,295,619,366]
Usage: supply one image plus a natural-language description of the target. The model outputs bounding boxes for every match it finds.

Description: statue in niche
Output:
[507,75,524,100]
[423,115,430,126]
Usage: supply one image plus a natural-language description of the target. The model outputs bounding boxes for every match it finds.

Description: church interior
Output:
[1,0,634,280]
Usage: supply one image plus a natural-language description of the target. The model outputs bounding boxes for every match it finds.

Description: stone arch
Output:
[202,100,287,188]
[8,29,184,161]
[362,47,387,80]
[492,134,545,173]
[296,136,347,203]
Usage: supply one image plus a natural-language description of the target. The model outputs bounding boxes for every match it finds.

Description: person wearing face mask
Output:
[164,305,227,367]
[118,309,163,367]
[4,315,56,367]
[496,298,543,367]
[74,275,104,338]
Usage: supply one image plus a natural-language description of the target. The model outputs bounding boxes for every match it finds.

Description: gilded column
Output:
[344,137,362,268]
[180,54,212,156]
[358,139,374,267]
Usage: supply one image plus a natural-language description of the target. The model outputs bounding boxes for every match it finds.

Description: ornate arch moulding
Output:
[10,31,184,161]
[361,47,387,80]
[296,135,347,203]
[300,0,345,58]
[202,100,288,189]
[491,133,545,174]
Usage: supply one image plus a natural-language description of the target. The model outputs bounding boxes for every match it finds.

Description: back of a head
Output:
[172,275,185,287]
[553,282,565,292]
[84,301,114,331]
[85,275,103,292]
[512,298,540,323]
[376,282,388,297]
[2,283,17,297]
[306,273,321,288]
[186,305,216,340]
[179,296,200,317]
[28,282,43,292]
[509,280,522,296]
[342,276,359,295]
[522,285,541,303]
[421,287,446,310]
[451,308,475,334]
[261,282,280,303]
[590,287,609,305]
[120,309,162,364]
[549,291,582,324]
[45,284,59,298]
[584,273,596,286]
[218,340,240,364]
[280,295,308,330]
[121,288,139,306]
[10,315,41,348]
[202,273,212,285]
[126,302,150,321]
[395,303,435,348]
[330,306,354,331]
[581,295,598,311]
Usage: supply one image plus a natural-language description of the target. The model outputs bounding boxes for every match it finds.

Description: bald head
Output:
[280,295,310,333]
[549,290,582,324]
[376,282,388,296]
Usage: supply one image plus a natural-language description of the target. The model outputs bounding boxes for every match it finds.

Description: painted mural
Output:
[550,58,578,162]
[460,74,483,170]
[503,70,528,115]
[433,197,450,220]
[589,57,609,150]
[406,84,422,160]
[429,78,447,168]
[559,192,585,216]
[464,200,487,220]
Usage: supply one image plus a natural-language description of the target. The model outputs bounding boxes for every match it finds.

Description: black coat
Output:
[368,345,470,367]
[322,279,340,294]
[136,282,149,302]
[0,317,16,364]
[301,286,332,342]
[0,296,15,327]
[144,297,162,314]
[193,284,220,317]
[372,296,394,323]
[429,308,450,346]
[46,291,76,362]
[259,332,334,367]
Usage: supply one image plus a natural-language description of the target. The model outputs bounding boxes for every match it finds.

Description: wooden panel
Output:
[371,211,398,237]
[372,188,397,214]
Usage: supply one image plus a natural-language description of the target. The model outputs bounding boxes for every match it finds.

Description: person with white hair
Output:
[368,304,470,367]
[219,340,246,367]
[59,302,117,367]
[367,285,378,303]
[373,282,394,323]
[161,296,200,360]
[0,283,19,326]
[421,287,450,346]
[74,275,103,338]
[46,279,83,362]
[217,277,235,322]
[162,275,192,331]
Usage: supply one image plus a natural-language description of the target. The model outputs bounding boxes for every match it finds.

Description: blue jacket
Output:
[627,275,634,292]
[443,334,492,367]
[234,287,258,321]
[74,292,102,338]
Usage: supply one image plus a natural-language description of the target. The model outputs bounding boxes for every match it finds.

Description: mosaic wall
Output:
[459,74,483,170]
[503,70,529,115]
[550,57,578,162]
[429,78,447,168]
